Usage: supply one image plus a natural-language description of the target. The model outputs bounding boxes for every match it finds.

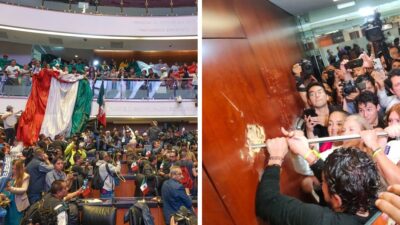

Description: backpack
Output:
[20,199,59,225]
[91,165,105,190]
[171,206,197,225]
[91,163,114,190]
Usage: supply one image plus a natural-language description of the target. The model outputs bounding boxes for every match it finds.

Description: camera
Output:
[345,59,363,70]
[340,80,358,97]
[362,12,384,42]
[299,59,314,79]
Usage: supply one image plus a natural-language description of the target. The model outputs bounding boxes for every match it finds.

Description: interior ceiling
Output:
[0,28,197,51]
[268,0,339,15]
[49,0,196,7]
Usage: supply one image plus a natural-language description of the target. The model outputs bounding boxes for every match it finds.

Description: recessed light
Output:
[358,6,374,17]
[337,1,355,9]
[74,55,78,58]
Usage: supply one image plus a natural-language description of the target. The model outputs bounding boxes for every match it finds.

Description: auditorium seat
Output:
[81,205,117,225]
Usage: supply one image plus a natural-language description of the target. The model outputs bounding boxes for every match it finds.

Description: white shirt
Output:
[377,89,400,112]
[1,112,17,129]
[5,65,20,78]
[54,204,67,225]
[385,140,400,165]
[97,160,121,191]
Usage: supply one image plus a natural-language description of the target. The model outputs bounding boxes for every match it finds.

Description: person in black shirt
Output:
[256,129,380,225]
[355,91,385,129]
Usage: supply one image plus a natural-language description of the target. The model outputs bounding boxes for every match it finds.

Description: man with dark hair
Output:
[256,130,380,225]
[392,59,400,70]
[42,180,69,225]
[26,148,54,204]
[389,45,400,60]
[376,69,400,111]
[355,91,384,128]
[161,166,192,225]
[303,82,335,138]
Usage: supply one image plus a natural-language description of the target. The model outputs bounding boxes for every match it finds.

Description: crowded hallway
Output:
[203,0,400,224]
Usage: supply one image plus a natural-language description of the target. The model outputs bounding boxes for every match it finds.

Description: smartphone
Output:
[373,58,384,72]
[82,179,88,190]
[303,108,318,117]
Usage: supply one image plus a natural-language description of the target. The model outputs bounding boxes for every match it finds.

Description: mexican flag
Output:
[97,80,106,127]
[140,178,149,196]
[131,161,139,172]
[17,69,93,145]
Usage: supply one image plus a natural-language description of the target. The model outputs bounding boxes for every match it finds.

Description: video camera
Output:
[361,11,392,70]
[362,12,384,42]
[299,59,314,79]
[340,80,358,97]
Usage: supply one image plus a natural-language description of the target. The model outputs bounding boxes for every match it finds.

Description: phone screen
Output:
[373,58,383,71]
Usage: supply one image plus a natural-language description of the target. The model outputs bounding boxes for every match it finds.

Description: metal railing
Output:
[0,0,197,16]
[0,77,198,100]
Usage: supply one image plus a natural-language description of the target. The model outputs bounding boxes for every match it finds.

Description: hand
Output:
[67,173,74,180]
[335,69,345,81]
[292,63,301,75]
[281,127,309,157]
[77,187,84,194]
[371,70,385,91]
[360,130,380,151]
[376,185,400,224]
[385,125,400,138]
[304,115,317,131]
[345,89,360,101]
[265,137,288,160]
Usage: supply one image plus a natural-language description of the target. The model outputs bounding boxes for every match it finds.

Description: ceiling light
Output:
[358,6,375,17]
[93,60,99,66]
[74,55,78,58]
[337,1,355,9]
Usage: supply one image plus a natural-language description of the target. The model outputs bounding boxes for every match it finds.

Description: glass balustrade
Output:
[0,77,197,100]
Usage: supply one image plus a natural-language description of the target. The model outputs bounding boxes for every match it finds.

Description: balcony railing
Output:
[0,78,198,100]
[0,0,197,16]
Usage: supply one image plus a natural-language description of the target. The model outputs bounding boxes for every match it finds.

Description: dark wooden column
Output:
[203,0,306,224]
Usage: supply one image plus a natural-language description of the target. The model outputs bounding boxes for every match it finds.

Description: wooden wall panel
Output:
[203,169,235,225]
[202,0,306,224]
[202,0,246,38]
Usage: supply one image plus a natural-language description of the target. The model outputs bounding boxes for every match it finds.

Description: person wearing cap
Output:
[1,106,22,144]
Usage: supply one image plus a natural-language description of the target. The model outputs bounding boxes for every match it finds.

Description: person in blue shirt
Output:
[161,166,192,225]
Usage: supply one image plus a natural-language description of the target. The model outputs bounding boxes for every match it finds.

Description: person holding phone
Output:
[303,83,340,139]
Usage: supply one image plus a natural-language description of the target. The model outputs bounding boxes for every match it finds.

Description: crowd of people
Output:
[256,38,400,224]
[0,117,198,225]
[0,55,198,95]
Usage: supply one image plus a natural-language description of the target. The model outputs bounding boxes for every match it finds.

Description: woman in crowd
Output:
[4,159,30,225]
[384,103,400,166]
[300,110,348,196]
